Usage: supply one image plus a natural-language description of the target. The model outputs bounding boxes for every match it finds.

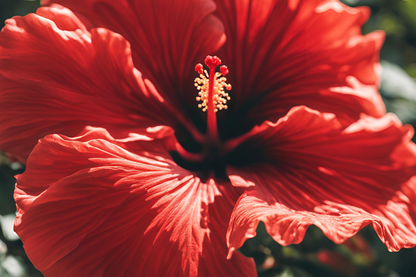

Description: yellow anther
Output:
[194,66,231,112]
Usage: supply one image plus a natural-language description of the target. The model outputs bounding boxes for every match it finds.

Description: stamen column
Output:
[194,55,231,143]
[206,58,220,141]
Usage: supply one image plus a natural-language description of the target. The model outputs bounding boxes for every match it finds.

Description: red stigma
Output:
[220,65,229,76]
[195,63,203,74]
[204,55,221,69]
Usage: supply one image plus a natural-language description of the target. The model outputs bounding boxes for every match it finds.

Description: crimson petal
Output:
[42,0,226,105]
[226,106,416,255]
[0,7,187,162]
[14,127,256,277]
[214,0,385,125]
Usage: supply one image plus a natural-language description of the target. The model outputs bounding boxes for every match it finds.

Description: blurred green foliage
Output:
[1,0,416,276]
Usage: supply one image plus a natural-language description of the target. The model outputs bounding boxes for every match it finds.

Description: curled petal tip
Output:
[227,247,235,260]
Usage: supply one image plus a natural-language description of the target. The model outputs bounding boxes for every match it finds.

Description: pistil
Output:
[195,56,231,143]
[207,61,219,141]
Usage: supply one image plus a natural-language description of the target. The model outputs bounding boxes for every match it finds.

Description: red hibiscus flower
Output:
[1,0,416,276]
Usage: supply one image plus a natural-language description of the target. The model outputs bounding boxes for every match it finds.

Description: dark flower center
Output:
[170,56,261,180]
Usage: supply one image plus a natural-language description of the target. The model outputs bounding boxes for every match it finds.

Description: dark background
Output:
[1,0,416,276]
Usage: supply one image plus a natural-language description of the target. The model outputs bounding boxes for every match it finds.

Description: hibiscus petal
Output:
[226,106,416,255]
[15,127,256,277]
[0,8,188,162]
[214,0,385,125]
[36,4,90,32]
[42,0,226,105]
